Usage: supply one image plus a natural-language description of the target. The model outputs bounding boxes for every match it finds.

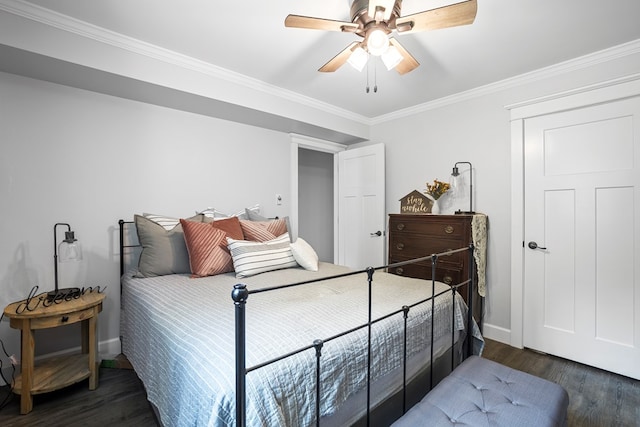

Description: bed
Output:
[118,214,483,427]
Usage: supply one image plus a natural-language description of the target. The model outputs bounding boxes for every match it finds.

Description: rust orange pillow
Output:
[205,215,245,241]
[239,218,288,242]
[180,219,234,277]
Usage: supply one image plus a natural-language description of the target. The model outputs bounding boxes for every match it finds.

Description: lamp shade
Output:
[59,231,82,262]
[381,45,403,70]
[367,28,389,56]
[348,46,369,71]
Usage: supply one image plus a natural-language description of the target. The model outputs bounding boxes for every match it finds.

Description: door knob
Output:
[528,241,547,250]
[370,231,382,237]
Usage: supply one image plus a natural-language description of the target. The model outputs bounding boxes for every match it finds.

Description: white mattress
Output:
[121,262,482,426]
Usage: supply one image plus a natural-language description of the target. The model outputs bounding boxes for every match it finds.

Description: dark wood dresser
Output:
[387,214,481,311]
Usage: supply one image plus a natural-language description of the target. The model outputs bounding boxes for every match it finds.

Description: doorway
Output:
[289,135,386,269]
[298,148,334,262]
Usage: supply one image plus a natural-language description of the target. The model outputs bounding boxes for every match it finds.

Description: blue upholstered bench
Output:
[392,355,569,427]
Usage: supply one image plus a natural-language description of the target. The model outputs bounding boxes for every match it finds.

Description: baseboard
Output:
[481,323,512,345]
[99,337,122,359]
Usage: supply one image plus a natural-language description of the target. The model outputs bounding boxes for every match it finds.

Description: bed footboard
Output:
[233,246,478,427]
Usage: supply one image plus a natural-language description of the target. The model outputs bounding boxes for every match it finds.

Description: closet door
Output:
[523,96,640,379]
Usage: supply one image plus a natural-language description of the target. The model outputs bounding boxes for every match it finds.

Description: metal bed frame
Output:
[232,247,475,427]
[118,219,476,427]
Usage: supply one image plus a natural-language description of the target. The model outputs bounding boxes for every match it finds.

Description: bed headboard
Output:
[118,219,141,278]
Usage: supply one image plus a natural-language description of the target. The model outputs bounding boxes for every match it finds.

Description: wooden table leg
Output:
[83,315,99,390]
[20,320,34,414]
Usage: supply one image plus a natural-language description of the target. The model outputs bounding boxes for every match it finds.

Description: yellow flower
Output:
[425,179,450,200]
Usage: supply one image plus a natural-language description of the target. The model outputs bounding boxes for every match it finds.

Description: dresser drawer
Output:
[389,235,466,268]
[389,216,469,238]
[388,258,462,286]
[30,306,98,330]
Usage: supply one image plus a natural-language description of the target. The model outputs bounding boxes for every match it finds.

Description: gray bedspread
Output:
[121,262,483,427]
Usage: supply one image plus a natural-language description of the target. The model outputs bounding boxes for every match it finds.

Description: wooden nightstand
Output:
[3,291,105,414]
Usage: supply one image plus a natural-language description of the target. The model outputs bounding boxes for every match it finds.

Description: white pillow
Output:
[197,203,261,220]
[290,238,319,271]
[227,233,298,278]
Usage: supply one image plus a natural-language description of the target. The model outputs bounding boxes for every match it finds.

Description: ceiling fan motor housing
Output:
[350,0,402,35]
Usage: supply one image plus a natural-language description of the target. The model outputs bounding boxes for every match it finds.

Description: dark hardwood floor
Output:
[482,339,639,427]
[0,339,637,426]
[0,363,159,427]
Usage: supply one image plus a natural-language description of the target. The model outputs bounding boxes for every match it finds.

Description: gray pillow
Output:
[245,208,268,221]
[134,214,204,277]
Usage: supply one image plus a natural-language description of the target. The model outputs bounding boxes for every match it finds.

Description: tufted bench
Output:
[391,355,569,427]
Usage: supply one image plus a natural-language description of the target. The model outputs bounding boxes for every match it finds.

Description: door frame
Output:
[289,133,347,263]
[507,75,640,348]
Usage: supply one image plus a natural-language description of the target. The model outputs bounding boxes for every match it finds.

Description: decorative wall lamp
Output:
[451,161,475,214]
[49,222,83,301]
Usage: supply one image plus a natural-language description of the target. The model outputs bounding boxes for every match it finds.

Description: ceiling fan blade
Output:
[319,42,360,72]
[285,15,359,32]
[388,38,419,75]
[395,0,477,33]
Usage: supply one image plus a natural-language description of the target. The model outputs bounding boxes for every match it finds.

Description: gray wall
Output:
[298,148,333,262]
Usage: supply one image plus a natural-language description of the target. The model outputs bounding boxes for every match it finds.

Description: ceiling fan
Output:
[285,0,477,74]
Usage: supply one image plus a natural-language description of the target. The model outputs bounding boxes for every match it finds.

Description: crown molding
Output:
[0,0,371,126]
[371,38,640,125]
[2,0,639,128]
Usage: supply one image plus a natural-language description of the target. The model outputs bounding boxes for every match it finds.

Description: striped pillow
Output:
[143,213,184,230]
[180,219,234,277]
[239,218,288,242]
[227,233,298,278]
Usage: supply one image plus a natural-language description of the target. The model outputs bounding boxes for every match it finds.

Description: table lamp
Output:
[48,222,82,301]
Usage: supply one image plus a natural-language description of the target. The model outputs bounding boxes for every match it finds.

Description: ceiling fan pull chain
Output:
[374,61,378,93]
[366,59,370,93]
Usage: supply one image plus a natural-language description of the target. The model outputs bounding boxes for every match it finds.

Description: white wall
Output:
[0,71,292,360]
[373,51,640,342]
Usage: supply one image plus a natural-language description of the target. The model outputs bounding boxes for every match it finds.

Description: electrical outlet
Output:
[276,194,282,205]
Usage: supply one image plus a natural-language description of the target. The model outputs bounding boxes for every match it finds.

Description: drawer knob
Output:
[396,267,404,276]
[396,242,405,250]
[61,316,69,323]
[443,275,453,285]
[396,223,405,231]
[444,225,454,234]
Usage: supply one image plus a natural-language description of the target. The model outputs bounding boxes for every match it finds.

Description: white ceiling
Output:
[13,0,640,118]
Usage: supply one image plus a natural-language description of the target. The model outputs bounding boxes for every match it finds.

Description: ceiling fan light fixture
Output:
[366,28,389,56]
[347,46,369,71]
[381,45,403,70]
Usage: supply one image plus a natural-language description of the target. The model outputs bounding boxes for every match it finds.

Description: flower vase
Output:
[425,193,441,214]
[431,199,441,214]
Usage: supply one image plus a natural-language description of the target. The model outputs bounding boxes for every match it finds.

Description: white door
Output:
[337,143,385,269]
[523,96,640,379]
